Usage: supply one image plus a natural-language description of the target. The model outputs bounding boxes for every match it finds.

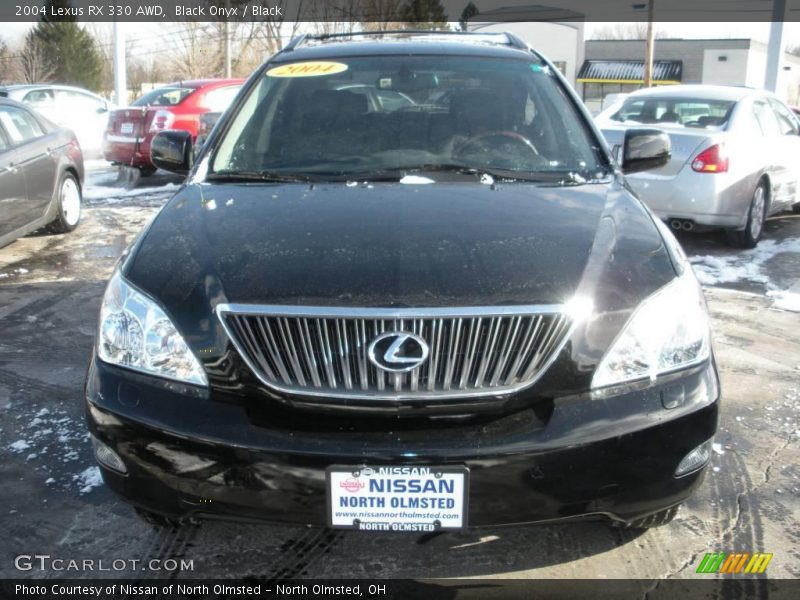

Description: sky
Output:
[1,20,798,48]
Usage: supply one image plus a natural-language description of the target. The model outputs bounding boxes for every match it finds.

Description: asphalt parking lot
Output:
[0,162,798,585]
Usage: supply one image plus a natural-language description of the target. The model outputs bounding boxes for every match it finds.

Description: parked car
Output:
[103,79,244,176]
[0,98,84,248]
[596,85,800,247]
[86,32,719,532]
[0,84,112,158]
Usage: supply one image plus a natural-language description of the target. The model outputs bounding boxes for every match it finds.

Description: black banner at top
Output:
[2,0,800,23]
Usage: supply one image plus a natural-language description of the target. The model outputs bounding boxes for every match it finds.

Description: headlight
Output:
[592,269,710,389]
[97,270,207,386]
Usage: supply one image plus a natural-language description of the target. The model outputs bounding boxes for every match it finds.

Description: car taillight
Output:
[149,109,174,132]
[691,144,728,173]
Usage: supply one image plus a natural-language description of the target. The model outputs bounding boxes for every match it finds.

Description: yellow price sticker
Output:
[266,61,349,78]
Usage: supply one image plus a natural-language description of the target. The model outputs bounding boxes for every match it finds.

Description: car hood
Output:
[124,180,676,389]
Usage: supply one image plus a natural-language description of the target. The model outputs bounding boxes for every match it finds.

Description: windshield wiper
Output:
[341,164,601,185]
[206,170,316,183]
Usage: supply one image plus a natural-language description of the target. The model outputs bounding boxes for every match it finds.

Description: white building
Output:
[581,39,800,113]
[468,5,585,87]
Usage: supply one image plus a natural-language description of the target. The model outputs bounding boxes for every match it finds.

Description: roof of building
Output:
[577,60,683,84]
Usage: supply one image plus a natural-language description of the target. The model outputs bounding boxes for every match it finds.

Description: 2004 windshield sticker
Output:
[267,61,349,78]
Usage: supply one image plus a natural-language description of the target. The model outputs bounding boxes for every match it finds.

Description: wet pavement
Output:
[0,164,798,583]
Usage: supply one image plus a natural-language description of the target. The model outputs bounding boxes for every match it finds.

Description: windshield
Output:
[211,55,605,181]
[611,96,736,129]
[131,86,197,107]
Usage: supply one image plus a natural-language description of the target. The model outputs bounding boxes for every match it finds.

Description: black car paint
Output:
[0,98,84,247]
[120,178,675,412]
[85,38,719,527]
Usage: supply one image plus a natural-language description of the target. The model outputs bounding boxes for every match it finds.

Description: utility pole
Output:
[643,1,655,88]
[765,0,787,92]
[112,19,127,105]
[223,0,232,77]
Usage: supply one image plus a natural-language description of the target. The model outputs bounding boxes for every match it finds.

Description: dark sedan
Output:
[0,98,84,248]
[85,32,719,532]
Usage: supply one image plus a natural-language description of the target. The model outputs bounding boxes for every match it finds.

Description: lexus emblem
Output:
[368,332,429,373]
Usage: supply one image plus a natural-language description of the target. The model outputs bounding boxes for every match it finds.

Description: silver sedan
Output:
[596,85,800,247]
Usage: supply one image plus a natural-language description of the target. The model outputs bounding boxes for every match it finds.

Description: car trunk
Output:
[600,125,718,177]
[106,107,154,139]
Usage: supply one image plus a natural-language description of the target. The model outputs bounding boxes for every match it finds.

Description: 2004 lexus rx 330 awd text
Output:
[85,32,720,532]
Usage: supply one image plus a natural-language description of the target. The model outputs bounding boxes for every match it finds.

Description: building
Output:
[468,5,585,88]
[581,39,800,113]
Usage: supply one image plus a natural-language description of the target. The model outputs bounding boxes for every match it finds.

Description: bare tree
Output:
[304,0,361,36]
[19,31,54,84]
[0,37,11,84]
[168,22,222,79]
[591,23,666,40]
[360,0,406,31]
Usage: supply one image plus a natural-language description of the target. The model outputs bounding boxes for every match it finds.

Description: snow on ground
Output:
[4,403,99,494]
[689,236,800,312]
[768,289,800,312]
[73,467,103,494]
[82,160,180,204]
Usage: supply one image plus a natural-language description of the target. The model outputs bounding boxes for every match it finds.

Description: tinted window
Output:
[23,88,54,106]
[132,86,196,107]
[0,105,44,143]
[611,96,735,128]
[213,56,603,179]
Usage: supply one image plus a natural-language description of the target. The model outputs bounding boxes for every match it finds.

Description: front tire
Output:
[138,165,157,177]
[726,182,766,249]
[46,172,82,234]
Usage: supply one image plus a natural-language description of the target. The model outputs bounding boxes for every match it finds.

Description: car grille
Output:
[217,305,573,400]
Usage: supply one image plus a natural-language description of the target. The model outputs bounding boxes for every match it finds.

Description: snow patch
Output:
[73,467,103,494]
[83,182,179,203]
[399,175,435,184]
[767,290,800,312]
[690,237,800,285]
[9,440,31,453]
[689,237,800,311]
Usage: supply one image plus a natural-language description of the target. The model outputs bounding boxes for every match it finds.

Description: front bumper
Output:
[85,356,720,528]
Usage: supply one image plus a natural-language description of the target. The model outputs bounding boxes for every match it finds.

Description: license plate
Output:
[327,465,468,532]
[119,122,134,134]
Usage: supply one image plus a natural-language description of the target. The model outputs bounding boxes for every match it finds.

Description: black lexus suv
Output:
[85,31,720,531]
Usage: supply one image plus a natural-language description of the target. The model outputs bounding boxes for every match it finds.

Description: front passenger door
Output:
[0,128,29,239]
[0,104,59,221]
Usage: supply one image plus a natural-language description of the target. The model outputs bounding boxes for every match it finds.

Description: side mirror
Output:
[96,106,108,114]
[621,128,671,174]
[151,130,193,175]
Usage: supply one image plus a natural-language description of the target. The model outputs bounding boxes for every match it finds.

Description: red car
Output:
[103,79,244,176]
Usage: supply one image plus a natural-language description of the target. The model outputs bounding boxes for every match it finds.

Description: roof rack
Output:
[283,30,530,52]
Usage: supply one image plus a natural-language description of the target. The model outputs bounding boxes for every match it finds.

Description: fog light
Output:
[91,436,127,474]
[675,439,713,476]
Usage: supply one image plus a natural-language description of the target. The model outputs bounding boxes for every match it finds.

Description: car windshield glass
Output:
[611,96,735,129]
[212,55,606,181]
[131,86,196,107]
